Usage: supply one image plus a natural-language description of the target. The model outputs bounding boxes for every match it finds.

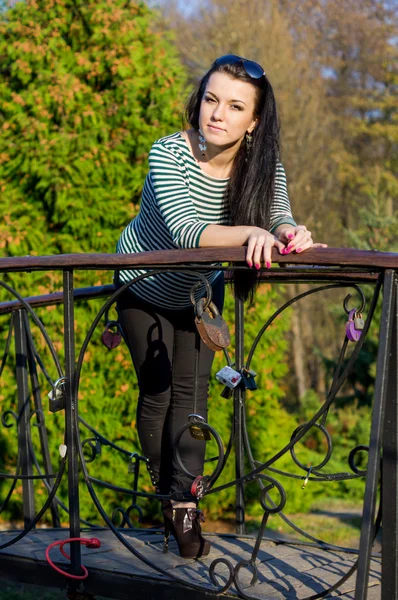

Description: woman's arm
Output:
[274,224,328,254]
[199,223,327,268]
[199,224,285,269]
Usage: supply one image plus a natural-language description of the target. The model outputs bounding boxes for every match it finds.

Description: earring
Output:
[245,132,253,153]
[198,128,207,157]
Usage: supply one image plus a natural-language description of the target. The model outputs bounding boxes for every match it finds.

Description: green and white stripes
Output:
[117,132,296,309]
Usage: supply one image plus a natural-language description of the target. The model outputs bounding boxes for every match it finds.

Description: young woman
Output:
[116,55,326,559]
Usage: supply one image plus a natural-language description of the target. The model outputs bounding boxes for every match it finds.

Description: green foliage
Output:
[0,0,187,258]
[296,389,371,505]
[202,282,296,518]
[0,0,376,533]
[0,0,186,525]
[203,286,369,519]
[1,276,369,526]
[319,198,398,411]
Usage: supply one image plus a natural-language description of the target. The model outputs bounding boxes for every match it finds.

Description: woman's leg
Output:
[116,274,225,498]
[168,275,225,499]
[116,291,175,494]
[168,323,215,499]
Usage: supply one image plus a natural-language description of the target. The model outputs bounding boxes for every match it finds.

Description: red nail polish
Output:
[288,233,294,240]
[266,261,271,269]
[255,263,260,270]
[297,248,302,253]
[247,261,252,267]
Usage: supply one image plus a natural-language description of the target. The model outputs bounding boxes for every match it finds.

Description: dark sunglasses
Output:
[214,54,266,79]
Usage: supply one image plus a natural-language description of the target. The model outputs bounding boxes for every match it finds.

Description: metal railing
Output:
[0,247,396,600]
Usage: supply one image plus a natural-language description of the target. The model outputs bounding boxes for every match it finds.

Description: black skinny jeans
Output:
[116,275,224,501]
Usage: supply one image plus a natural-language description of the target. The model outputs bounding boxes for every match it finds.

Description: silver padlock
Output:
[215,366,242,389]
[48,377,66,413]
[354,312,365,331]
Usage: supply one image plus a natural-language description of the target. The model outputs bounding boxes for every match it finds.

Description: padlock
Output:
[188,414,211,441]
[215,366,242,389]
[195,299,230,351]
[101,321,122,350]
[346,309,363,342]
[189,425,212,441]
[220,386,233,399]
[354,312,365,331]
[241,368,258,391]
[48,377,66,412]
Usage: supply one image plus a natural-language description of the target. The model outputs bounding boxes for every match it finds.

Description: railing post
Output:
[355,270,395,600]
[234,297,245,534]
[63,269,81,579]
[14,308,35,527]
[382,273,398,600]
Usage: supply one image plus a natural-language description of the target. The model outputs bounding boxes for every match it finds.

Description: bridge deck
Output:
[0,528,381,599]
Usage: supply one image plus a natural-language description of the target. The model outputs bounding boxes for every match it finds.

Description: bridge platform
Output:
[0,528,381,599]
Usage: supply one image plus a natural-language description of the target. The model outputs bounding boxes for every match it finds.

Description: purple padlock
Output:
[346,309,362,342]
[101,321,122,349]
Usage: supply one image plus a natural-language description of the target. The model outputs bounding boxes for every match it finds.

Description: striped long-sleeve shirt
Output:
[117,132,296,309]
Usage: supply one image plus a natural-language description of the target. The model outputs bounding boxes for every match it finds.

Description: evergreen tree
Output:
[0,0,187,258]
[0,0,189,523]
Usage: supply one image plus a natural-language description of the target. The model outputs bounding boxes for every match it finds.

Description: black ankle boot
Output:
[163,505,210,559]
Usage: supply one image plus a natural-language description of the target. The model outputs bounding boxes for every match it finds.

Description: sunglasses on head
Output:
[214,55,266,79]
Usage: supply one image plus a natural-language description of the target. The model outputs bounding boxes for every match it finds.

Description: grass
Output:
[205,498,365,549]
[0,581,113,600]
[0,582,70,600]
[253,511,362,548]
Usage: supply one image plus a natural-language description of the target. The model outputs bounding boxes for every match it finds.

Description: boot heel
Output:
[162,505,210,559]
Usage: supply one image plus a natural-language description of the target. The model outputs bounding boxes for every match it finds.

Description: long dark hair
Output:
[185,60,281,303]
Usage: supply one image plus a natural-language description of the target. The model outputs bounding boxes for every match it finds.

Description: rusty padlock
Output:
[101,320,122,350]
[194,298,230,351]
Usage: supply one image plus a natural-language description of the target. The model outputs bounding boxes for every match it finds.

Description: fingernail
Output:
[288,233,294,240]
[266,261,271,269]
[296,248,302,253]
[255,263,260,270]
[247,261,252,267]
[286,245,292,251]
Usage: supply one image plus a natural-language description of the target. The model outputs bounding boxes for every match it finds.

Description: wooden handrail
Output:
[0,247,397,272]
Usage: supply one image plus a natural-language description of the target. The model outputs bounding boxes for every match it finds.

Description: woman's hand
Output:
[246,227,286,269]
[276,225,328,254]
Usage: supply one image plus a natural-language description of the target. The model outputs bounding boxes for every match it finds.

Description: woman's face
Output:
[198,72,258,149]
